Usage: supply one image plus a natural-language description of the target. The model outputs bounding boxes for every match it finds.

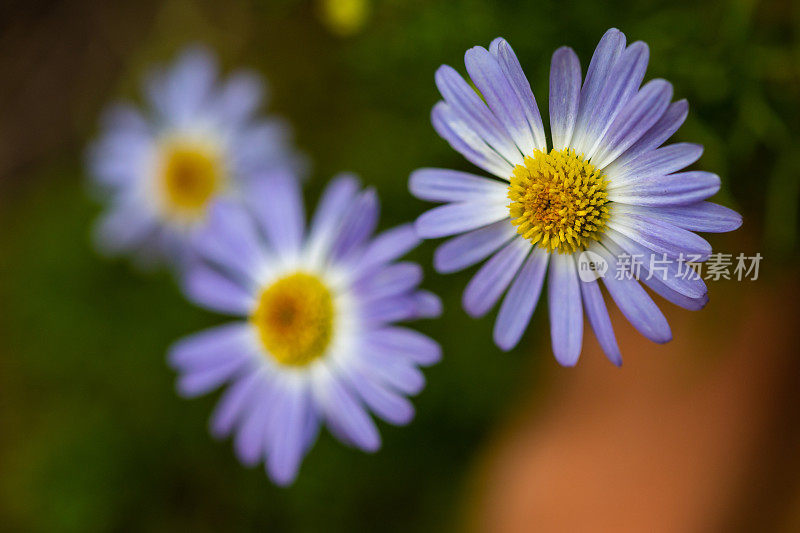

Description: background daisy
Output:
[410,29,742,366]
[87,45,304,266]
[169,172,441,485]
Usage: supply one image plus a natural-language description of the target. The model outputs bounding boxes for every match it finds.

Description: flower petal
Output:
[183,262,255,315]
[641,273,710,311]
[361,295,419,326]
[435,65,522,165]
[209,370,264,438]
[606,143,704,189]
[465,46,536,155]
[547,252,583,366]
[93,202,157,257]
[549,46,582,151]
[304,173,361,265]
[615,202,742,233]
[409,168,507,203]
[490,38,547,151]
[415,201,508,239]
[88,120,152,188]
[609,171,721,206]
[605,228,707,298]
[344,366,415,426]
[329,188,379,261]
[431,102,515,178]
[192,200,266,284]
[352,223,420,277]
[265,381,311,486]
[362,327,442,366]
[591,79,673,169]
[489,37,547,150]
[155,45,217,125]
[493,248,549,351]
[412,290,443,319]
[571,28,627,154]
[168,322,254,371]
[232,380,275,466]
[433,219,517,273]
[175,355,250,398]
[593,244,672,343]
[232,118,298,176]
[613,99,689,167]
[248,172,305,257]
[315,369,381,452]
[357,350,426,396]
[580,41,650,159]
[579,277,622,366]
[463,236,531,318]
[210,70,265,128]
[354,262,423,301]
[608,212,712,260]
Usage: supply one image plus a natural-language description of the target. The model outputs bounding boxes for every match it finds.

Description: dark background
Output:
[0,0,798,531]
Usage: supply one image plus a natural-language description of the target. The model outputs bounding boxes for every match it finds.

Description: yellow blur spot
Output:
[318,0,369,37]
[252,272,335,367]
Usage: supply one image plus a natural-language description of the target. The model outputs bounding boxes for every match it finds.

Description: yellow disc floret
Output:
[508,148,610,254]
[252,272,335,367]
[159,139,224,219]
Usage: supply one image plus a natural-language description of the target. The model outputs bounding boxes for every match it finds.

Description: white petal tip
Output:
[493,330,520,352]
[268,467,299,487]
[553,350,581,367]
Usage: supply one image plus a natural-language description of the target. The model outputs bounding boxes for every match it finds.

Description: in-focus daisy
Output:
[410,28,742,366]
[169,172,441,485]
[88,45,303,266]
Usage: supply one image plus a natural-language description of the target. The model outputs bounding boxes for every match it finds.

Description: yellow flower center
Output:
[251,272,335,367]
[508,148,610,254]
[159,140,224,219]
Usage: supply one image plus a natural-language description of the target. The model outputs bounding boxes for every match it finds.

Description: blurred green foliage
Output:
[0,0,797,531]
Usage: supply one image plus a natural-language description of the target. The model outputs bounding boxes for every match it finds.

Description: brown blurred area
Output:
[0,0,266,185]
[0,0,161,182]
[468,271,800,533]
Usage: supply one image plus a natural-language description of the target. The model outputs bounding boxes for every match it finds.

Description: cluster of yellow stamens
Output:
[507,148,610,254]
[251,272,335,367]
[159,140,224,219]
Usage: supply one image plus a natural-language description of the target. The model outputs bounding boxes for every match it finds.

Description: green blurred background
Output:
[0,0,798,531]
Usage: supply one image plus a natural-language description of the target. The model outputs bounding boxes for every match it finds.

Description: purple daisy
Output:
[410,28,742,366]
[87,45,304,266]
[169,172,441,485]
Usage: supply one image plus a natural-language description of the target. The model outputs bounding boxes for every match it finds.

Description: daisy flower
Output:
[168,172,441,485]
[88,45,303,266]
[410,28,742,366]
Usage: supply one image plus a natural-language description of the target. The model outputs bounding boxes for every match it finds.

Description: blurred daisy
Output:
[88,45,303,266]
[169,173,441,485]
[410,28,741,366]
